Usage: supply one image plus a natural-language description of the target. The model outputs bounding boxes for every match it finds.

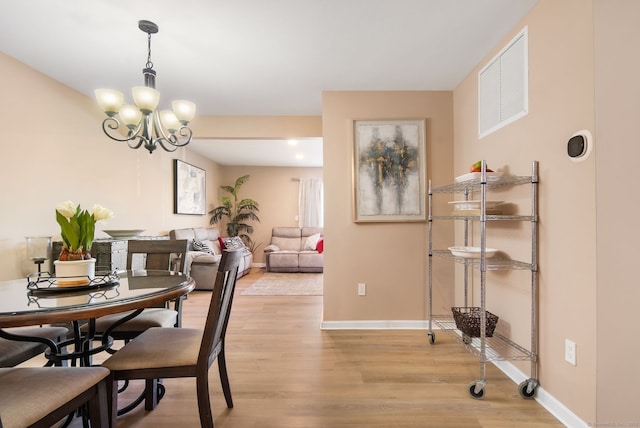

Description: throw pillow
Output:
[220,236,246,250]
[304,233,321,250]
[316,238,324,254]
[192,239,214,254]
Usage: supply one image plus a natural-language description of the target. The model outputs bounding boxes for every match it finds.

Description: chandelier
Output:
[95,20,196,153]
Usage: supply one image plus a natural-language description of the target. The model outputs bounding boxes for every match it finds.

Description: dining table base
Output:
[45,320,114,367]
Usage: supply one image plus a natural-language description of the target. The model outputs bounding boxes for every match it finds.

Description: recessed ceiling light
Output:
[296,154,304,159]
[288,139,298,146]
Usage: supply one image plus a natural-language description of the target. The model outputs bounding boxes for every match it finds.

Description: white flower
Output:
[92,204,114,221]
[55,201,77,219]
[56,201,115,257]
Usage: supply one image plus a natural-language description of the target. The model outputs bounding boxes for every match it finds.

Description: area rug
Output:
[241,272,323,296]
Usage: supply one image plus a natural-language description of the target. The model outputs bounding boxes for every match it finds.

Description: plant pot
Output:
[54,258,96,286]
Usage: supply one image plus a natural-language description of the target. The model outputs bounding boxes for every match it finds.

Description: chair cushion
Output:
[92,308,177,333]
[299,251,323,268]
[102,327,202,371]
[0,326,68,367]
[268,251,298,266]
[0,367,109,428]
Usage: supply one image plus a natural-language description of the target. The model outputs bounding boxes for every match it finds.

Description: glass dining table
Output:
[0,270,195,366]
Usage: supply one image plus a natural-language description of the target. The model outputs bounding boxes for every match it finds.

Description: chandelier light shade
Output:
[95,20,196,153]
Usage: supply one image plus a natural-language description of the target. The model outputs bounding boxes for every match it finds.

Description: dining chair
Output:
[0,366,111,427]
[92,239,190,342]
[88,239,189,412]
[0,326,68,367]
[102,249,242,428]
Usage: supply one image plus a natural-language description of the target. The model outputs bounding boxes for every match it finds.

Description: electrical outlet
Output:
[565,339,577,365]
[358,283,366,296]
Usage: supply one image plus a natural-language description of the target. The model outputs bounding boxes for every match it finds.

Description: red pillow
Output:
[316,238,324,254]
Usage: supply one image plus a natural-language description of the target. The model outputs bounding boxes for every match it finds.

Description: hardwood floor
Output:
[92,269,562,427]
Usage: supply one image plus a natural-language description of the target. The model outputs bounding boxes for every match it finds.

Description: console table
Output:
[51,237,170,273]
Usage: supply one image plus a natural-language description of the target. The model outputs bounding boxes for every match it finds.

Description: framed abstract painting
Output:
[352,119,426,223]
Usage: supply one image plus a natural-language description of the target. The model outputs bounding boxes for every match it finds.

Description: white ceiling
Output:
[0,0,537,166]
[189,137,324,167]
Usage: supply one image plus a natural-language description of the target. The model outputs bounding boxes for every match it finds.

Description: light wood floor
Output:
[83,268,562,427]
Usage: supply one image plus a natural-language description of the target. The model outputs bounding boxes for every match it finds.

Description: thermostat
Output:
[567,130,593,162]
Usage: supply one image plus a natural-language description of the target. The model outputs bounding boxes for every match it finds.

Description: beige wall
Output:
[454,0,599,422]
[594,0,640,423]
[322,91,454,322]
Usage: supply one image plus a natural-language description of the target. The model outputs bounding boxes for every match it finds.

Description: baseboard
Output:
[320,319,586,427]
[492,360,587,427]
[251,263,266,268]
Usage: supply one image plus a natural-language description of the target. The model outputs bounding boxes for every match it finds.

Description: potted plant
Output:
[209,175,260,249]
[54,201,114,285]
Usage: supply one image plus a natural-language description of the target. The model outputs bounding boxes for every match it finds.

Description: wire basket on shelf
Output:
[451,307,499,338]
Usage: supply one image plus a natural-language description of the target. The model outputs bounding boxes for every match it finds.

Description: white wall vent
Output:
[478,26,528,138]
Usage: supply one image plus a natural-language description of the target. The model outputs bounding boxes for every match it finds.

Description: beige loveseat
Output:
[169,227,253,290]
[264,227,323,273]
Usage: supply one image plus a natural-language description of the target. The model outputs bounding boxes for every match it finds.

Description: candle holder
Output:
[26,236,52,275]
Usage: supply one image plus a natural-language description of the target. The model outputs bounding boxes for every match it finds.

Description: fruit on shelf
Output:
[469,160,493,173]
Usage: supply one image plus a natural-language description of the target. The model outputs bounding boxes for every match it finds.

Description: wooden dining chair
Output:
[0,326,68,367]
[0,366,111,427]
[102,249,242,427]
[89,239,189,412]
[126,239,188,274]
[92,239,190,342]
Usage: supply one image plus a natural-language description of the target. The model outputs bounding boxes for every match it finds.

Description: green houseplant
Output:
[56,201,114,260]
[54,201,114,285]
[209,175,260,248]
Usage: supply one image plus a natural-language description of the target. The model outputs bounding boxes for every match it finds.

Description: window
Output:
[298,178,323,228]
[478,26,528,138]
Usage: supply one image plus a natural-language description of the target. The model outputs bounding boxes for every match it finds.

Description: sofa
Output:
[264,227,323,273]
[169,227,253,290]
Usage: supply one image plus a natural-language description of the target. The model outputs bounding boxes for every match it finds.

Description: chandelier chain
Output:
[146,32,153,70]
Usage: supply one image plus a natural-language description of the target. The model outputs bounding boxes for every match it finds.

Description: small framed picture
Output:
[173,159,206,215]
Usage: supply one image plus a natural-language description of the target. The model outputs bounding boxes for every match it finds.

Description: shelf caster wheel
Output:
[462,334,471,345]
[428,332,435,344]
[468,381,485,400]
[518,378,538,399]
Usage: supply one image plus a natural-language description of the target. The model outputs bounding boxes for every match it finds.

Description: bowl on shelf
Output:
[454,171,502,183]
[448,246,498,259]
[448,200,505,211]
[102,229,145,239]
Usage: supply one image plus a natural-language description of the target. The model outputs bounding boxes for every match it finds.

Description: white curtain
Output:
[298,178,323,228]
